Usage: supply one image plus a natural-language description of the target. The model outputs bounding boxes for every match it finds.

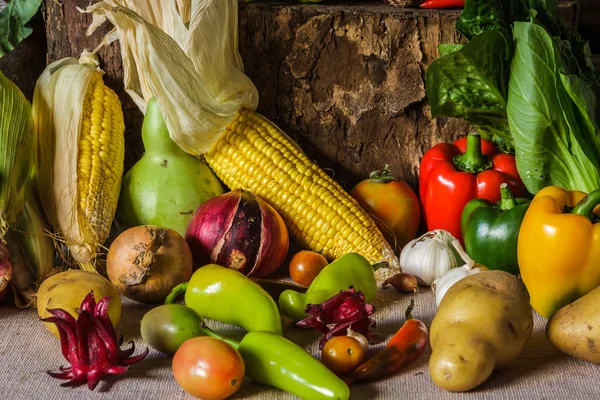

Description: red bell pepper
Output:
[419,133,526,243]
[420,0,464,8]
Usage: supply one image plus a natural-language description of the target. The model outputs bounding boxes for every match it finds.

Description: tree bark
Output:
[43,0,580,189]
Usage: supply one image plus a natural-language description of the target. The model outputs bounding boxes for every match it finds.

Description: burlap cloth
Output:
[1,286,598,399]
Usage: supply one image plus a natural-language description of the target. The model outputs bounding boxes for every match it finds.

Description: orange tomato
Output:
[321,336,366,376]
[172,337,244,399]
[289,250,328,286]
[351,168,421,251]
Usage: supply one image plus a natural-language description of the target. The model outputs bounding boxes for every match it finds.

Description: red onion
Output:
[185,189,289,277]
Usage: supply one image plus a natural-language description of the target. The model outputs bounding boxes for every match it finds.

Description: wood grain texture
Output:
[43,0,580,190]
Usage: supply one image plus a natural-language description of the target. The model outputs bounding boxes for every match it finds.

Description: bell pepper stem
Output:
[368,165,397,183]
[499,183,518,210]
[571,189,600,219]
[452,133,492,174]
[164,282,188,304]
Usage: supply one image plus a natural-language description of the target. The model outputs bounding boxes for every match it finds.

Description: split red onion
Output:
[185,189,289,277]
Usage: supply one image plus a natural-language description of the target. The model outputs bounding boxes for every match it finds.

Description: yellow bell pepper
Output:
[518,186,600,318]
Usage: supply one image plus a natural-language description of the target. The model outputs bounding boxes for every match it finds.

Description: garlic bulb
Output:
[399,230,462,286]
[432,241,486,307]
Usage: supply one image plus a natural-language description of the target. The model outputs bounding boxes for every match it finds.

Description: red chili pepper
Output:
[420,0,464,8]
[344,300,428,385]
[419,133,526,243]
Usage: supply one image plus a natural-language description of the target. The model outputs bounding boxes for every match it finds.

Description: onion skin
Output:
[0,243,12,301]
[185,189,289,277]
[107,226,193,303]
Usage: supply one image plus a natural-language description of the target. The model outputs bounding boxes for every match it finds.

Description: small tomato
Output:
[289,250,328,286]
[321,336,366,376]
[172,337,244,400]
[351,166,420,251]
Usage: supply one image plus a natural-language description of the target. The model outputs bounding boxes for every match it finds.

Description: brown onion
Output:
[185,189,289,277]
[107,226,193,303]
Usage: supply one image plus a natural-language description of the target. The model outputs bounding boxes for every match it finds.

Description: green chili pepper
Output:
[461,183,531,275]
[237,331,349,400]
[165,264,283,335]
[279,253,377,321]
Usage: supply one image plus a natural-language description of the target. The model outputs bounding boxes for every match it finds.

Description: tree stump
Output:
[44,0,579,189]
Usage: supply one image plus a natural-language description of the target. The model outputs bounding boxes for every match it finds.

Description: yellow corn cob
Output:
[77,72,125,244]
[33,54,125,272]
[204,110,400,280]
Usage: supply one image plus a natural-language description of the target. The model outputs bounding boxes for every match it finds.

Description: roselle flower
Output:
[297,287,376,349]
[41,291,148,390]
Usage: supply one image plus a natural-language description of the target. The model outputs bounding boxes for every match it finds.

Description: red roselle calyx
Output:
[185,189,289,277]
[41,291,148,390]
[0,243,13,301]
[297,287,376,349]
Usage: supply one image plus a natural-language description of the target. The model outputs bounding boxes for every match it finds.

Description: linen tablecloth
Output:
[1,286,598,399]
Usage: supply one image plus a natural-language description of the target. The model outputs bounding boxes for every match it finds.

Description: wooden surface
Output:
[28,0,581,189]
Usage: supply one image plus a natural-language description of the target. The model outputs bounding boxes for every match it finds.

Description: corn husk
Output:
[83,0,258,156]
[32,53,121,272]
[7,189,55,308]
[0,71,34,241]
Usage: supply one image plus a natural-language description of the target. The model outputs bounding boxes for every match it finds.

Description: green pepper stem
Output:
[571,189,600,219]
[404,299,415,320]
[199,322,241,349]
[499,183,518,210]
[368,165,397,183]
[452,133,492,174]
[164,282,188,304]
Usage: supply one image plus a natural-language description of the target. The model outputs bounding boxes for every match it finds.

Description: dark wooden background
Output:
[0,0,596,190]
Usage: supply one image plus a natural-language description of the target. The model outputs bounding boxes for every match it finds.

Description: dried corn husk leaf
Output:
[8,189,55,308]
[84,0,258,156]
[32,52,123,272]
[85,0,188,50]
[0,70,34,240]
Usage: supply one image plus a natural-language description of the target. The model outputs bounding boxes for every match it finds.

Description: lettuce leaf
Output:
[507,22,600,193]
[426,30,511,144]
[0,0,42,58]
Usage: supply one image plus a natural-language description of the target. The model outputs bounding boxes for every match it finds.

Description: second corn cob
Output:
[204,110,400,281]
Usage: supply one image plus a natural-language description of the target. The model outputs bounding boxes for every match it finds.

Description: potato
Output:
[37,270,121,339]
[547,285,600,364]
[429,270,533,392]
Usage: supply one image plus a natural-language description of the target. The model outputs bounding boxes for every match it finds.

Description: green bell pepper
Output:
[461,183,530,275]
[166,264,283,335]
[279,253,377,321]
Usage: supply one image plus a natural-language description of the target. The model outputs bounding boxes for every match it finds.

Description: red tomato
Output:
[172,337,245,400]
[351,170,421,251]
[289,250,328,286]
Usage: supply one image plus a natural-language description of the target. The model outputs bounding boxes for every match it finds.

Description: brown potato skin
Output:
[429,270,533,392]
[547,285,600,364]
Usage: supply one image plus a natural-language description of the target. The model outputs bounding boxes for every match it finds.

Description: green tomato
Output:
[141,304,205,355]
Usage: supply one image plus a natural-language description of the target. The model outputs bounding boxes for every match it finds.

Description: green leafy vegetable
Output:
[507,22,600,193]
[456,0,529,41]
[426,30,511,143]
[0,0,42,58]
